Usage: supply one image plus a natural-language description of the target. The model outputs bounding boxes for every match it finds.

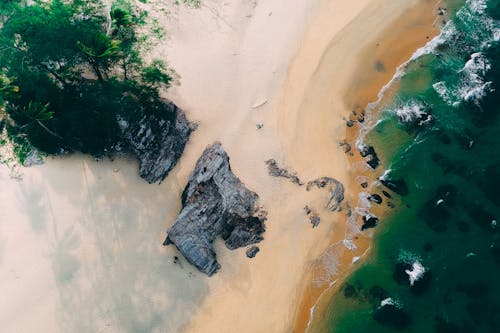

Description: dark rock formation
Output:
[379,177,409,196]
[307,177,345,212]
[164,142,266,276]
[119,102,192,183]
[310,214,321,228]
[382,190,392,199]
[368,193,383,204]
[246,246,260,258]
[358,144,380,169]
[265,159,303,186]
[304,205,320,227]
[361,214,379,230]
[339,140,352,154]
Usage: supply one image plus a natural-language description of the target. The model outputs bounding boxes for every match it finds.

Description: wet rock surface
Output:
[361,214,379,231]
[368,193,383,204]
[164,142,266,276]
[265,159,303,185]
[307,177,345,212]
[358,144,380,169]
[119,102,192,183]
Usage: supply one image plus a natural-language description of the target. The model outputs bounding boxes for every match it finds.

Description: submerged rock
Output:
[265,159,303,185]
[119,101,192,183]
[164,142,266,276]
[307,177,345,212]
[379,177,409,196]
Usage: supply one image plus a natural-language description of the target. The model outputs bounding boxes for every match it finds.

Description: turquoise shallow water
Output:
[323,0,500,332]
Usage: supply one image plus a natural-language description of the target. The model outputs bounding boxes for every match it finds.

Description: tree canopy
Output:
[0,0,174,160]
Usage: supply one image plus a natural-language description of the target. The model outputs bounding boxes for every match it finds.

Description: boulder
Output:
[164,142,266,276]
[119,101,192,183]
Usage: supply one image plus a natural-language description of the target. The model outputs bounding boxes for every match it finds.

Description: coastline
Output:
[159,0,442,332]
[290,1,442,332]
[0,1,442,332]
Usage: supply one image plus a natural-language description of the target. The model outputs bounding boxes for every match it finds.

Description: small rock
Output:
[361,214,379,231]
[246,246,260,258]
[346,120,355,127]
[360,181,369,189]
[304,205,312,215]
[256,123,264,129]
[368,194,383,204]
[310,214,321,228]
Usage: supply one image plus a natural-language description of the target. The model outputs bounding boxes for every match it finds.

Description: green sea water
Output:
[322,0,500,332]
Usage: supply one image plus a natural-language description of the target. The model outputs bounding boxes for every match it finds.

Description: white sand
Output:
[0,0,435,332]
[0,156,209,332]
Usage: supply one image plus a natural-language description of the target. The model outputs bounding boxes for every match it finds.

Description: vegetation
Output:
[0,0,175,158]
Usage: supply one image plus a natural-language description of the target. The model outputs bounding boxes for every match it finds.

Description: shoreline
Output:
[291,1,442,332]
[0,1,442,332]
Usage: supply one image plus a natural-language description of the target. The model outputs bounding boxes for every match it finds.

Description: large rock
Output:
[163,142,266,276]
[119,101,192,183]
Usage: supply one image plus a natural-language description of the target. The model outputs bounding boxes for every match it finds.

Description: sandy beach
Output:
[0,0,440,332]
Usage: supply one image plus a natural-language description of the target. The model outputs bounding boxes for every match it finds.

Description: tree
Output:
[0,0,174,156]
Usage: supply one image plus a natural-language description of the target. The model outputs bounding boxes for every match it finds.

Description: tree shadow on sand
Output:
[15,156,209,332]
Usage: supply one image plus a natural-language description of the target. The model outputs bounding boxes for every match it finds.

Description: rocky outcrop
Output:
[119,101,192,183]
[163,142,266,276]
[265,159,303,186]
[307,177,345,212]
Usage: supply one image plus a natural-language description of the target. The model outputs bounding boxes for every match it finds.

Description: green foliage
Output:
[0,0,175,157]
[183,0,201,8]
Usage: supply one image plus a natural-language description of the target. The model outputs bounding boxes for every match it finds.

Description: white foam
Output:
[394,101,431,125]
[379,169,392,181]
[405,260,426,286]
[433,53,494,106]
[381,297,395,307]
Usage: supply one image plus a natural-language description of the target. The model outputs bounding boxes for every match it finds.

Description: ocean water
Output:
[322,0,500,332]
